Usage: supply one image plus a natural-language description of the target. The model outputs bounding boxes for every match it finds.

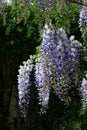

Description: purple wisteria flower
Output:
[35,24,75,112]
[56,33,82,104]
[55,28,72,102]
[36,0,56,14]
[80,75,87,111]
[69,36,82,81]
[35,24,58,112]
[79,0,87,43]
[79,6,87,32]
[17,56,34,117]
[17,24,83,114]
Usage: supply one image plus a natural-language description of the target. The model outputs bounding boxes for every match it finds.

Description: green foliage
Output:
[51,2,81,39]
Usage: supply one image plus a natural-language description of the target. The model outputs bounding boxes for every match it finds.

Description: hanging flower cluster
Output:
[36,0,56,15]
[35,24,59,112]
[69,35,82,84]
[17,56,34,116]
[35,24,82,112]
[80,75,87,111]
[79,0,87,44]
[17,23,83,114]
[79,0,87,111]
[79,6,87,32]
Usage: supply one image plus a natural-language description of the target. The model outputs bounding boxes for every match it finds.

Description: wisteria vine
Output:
[16,0,87,118]
[17,22,85,115]
[80,75,87,111]
[79,0,87,44]
[17,56,34,117]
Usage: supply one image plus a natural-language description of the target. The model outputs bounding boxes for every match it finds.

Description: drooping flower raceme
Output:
[80,75,87,111]
[35,56,50,113]
[35,24,75,111]
[79,0,87,43]
[69,35,82,84]
[17,23,83,114]
[55,28,72,102]
[79,6,87,32]
[35,24,59,112]
[56,29,82,103]
[17,56,34,117]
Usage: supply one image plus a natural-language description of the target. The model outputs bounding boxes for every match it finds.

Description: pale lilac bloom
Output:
[55,28,73,103]
[17,57,34,116]
[17,22,83,114]
[80,76,87,110]
[79,3,87,44]
[35,24,73,111]
[70,35,82,72]
[79,6,87,31]
[35,24,58,111]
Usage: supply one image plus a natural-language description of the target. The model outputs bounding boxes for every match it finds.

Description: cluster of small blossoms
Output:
[70,36,82,61]
[55,28,72,103]
[79,0,87,110]
[56,30,82,103]
[69,35,82,83]
[79,5,87,32]
[17,24,83,114]
[36,0,56,14]
[35,24,58,112]
[80,75,87,111]
[35,56,50,113]
[79,0,87,43]
[35,24,80,111]
[17,56,34,117]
